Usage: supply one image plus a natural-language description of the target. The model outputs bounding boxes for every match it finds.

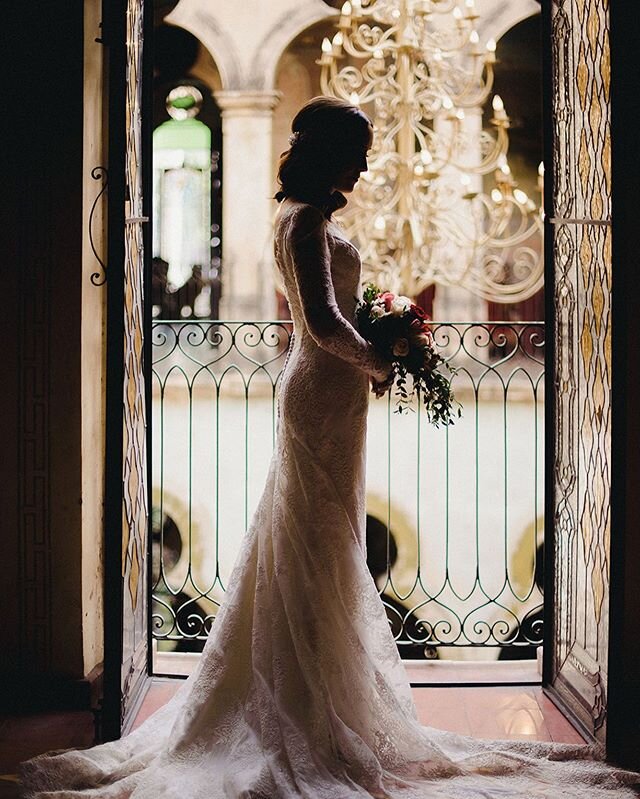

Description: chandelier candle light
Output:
[318,0,543,302]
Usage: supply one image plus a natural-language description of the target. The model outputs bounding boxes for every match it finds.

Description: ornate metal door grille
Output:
[150,321,545,662]
[544,0,612,743]
[103,0,152,739]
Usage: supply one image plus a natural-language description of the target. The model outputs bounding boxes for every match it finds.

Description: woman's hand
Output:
[370,365,395,398]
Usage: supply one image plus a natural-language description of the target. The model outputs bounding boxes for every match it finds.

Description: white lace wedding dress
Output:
[21,199,639,798]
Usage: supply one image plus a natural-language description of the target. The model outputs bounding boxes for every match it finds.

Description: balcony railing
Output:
[151,320,545,662]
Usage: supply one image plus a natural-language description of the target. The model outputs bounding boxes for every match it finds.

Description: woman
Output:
[21,97,638,798]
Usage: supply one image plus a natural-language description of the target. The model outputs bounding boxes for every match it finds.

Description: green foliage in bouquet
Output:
[356,283,462,426]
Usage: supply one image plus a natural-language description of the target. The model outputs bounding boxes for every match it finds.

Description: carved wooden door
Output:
[103,0,152,739]
[544,0,612,744]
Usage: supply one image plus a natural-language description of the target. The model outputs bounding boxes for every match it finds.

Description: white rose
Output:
[390,297,410,316]
[371,305,386,319]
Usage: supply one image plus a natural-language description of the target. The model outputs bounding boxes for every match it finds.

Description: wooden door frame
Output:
[103,0,127,741]
[540,0,556,703]
[607,0,640,771]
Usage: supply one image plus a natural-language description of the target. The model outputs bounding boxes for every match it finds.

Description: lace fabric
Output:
[20,199,640,798]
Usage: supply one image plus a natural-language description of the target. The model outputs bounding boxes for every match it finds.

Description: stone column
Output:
[214,90,281,320]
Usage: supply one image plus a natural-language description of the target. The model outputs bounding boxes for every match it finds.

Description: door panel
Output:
[104,0,151,739]
[545,0,612,743]
[120,0,149,732]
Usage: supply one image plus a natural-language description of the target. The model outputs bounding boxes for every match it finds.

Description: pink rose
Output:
[380,291,395,312]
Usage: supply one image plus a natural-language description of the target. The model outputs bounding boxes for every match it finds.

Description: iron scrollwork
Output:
[89,166,108,286]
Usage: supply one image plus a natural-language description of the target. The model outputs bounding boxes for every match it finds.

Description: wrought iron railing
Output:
[151,320,545,661]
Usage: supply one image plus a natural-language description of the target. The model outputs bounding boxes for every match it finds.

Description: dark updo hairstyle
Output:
[275,96,372,216]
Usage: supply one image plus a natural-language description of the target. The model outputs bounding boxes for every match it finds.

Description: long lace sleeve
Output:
[284,205,391,381]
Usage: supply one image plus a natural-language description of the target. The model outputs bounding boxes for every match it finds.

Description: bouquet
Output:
[356,283,461,426]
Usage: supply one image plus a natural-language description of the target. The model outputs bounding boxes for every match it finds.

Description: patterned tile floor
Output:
[0,681,584,796]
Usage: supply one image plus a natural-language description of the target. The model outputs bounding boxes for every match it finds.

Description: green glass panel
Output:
[154,118,211,151]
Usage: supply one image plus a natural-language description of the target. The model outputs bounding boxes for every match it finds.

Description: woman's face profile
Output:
[331,126,373,194]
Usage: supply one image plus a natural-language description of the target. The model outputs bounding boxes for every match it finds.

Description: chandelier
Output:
[318,0,543,303]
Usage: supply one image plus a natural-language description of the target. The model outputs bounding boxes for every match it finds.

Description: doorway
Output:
[102,0,617,753]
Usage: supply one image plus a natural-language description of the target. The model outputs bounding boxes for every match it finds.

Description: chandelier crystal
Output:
[318,0,543,303]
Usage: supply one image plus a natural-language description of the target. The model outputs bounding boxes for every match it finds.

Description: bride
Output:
[21,97,639,798]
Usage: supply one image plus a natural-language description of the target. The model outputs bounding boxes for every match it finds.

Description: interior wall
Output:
[0,0,106,710]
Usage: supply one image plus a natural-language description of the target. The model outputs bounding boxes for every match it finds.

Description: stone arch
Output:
[249,3,337,90]
[165,6,243,89]
[167,0,335,91]
[477,0,540,45]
